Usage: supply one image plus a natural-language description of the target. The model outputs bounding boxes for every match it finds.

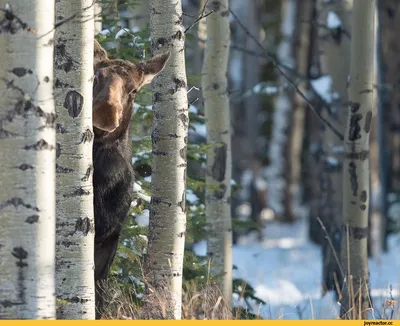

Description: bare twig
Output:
[301,19,351,39]
[184,0,213,34]
[226,6,344,141]
[317,217,344,279]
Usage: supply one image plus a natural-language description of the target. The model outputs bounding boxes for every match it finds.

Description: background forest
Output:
[1,0,400,321]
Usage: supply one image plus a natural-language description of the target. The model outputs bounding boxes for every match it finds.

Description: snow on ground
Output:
[193,217,400,319]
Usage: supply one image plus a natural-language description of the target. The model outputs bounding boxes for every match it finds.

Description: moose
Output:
[92,40,170,318]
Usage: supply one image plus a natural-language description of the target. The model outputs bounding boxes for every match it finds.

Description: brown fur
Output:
[92,39,170,319]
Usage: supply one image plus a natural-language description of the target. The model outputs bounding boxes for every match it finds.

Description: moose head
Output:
[92,40,170,138]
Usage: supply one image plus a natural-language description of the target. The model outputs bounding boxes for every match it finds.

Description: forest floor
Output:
[194,217,400,320]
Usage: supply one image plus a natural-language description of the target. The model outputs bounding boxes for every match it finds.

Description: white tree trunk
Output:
[202,0,232,310]
[0,0,56,319]
[288,0,313,221]
[94,1,102,35]
[54,0,95,319]
[340,0,375,319]
[317,0,352,295]
[266,0,297,221]
[145,0,188,320]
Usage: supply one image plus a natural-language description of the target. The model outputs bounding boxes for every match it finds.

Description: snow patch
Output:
[135,209,149,227]
[191,122,207,137]
[232,217,400,319]
[327,11,342,29]
[186,188,199,204]
[311,75,333,103]
[193,240,207,257]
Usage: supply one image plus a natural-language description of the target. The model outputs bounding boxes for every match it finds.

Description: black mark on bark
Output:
[9,99,55,128]
[12,247,28,267]
[56,123,68,134]
[0,6,32,34]
[75,217,91,236]
[153,150,169,156]
[54,39,75,72]
[364,111,372,133]
[11,246,28,304]
[348,162,358,196]
[63,187,90,198]
[11,68,32,77]
[178,113,188,129]
[151,197,172,207]
[221,10,229,17]
[63,297,90,304]
[345,151,369,160]
[15,164,34,171]
[64,90,84,118]
[342,225,368,239]
[0,127,18,138]
[212,143,227,182]
[179,146,187,160]
[153,111,163,120]
[170,77,186,94]
[55,78,71,89]
[24,139,54,151]
[209,0,221,11]
[349,113,362,141]
[56,164,74,173]
[214,183,227,199]
[360,190,367,203]
[79,128,93,144]
[0,300,23,308]
[359,88,373,94]
[25,215,39,224]
[153,92,162,102]
[56,143,61,158]
[172,30,183,41]
[152,128,160,146]
[81,165,93,181]
[178,191,186,213]
[153,37,168,50]
[0,198,39,211]
[350,101,360,112]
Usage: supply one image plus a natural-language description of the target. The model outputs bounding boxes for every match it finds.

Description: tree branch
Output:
[222,2,344,141]
[184,0,214,34]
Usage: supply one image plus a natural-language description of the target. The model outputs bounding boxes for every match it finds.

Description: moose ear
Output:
[94,39,109,68]
[140,52,171,86]
[93,77,123,133]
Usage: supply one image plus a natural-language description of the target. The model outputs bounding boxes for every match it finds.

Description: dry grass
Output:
[98,277,260,320]
[97,274,400,320]
[317,217,400,320]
